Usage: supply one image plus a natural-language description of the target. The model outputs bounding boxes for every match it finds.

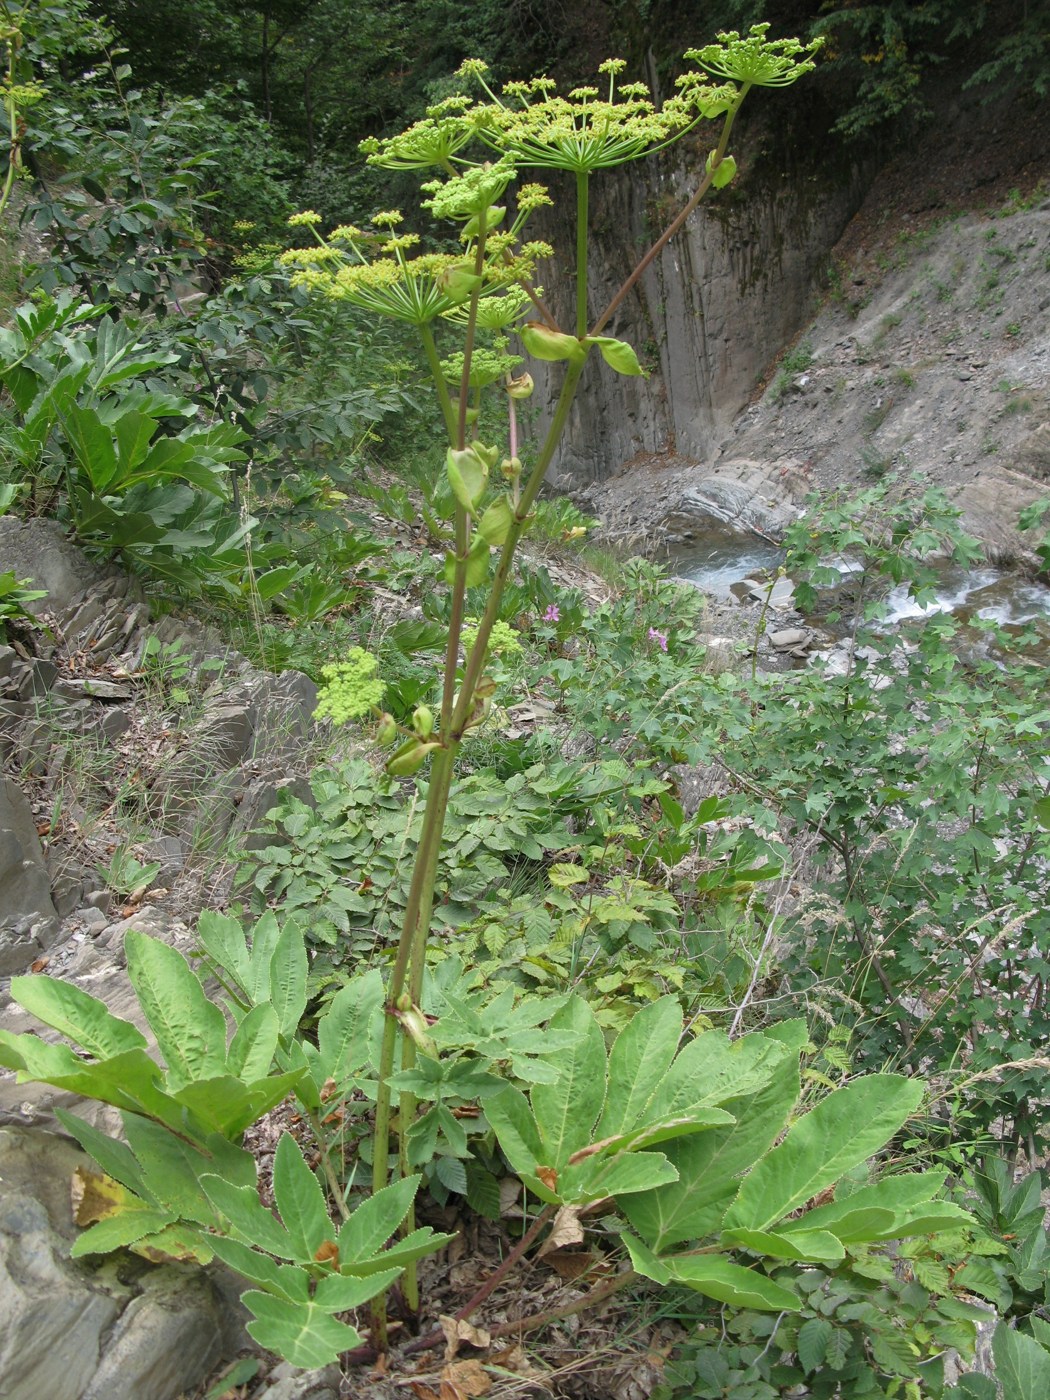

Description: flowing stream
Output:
[667,525,1050,652]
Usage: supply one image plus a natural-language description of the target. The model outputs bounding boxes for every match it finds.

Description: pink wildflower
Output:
[648,627,668,651]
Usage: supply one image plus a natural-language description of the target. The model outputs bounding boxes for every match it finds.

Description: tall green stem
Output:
[589,90,747,338]
[575,171,589,338]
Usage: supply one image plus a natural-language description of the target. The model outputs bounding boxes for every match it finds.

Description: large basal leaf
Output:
[113,409,159,475]
[56,1108,151,1202]
[201,1176,294,1259]
[530,995,607,1167]
[63,403,119,493]
[485,1083,552,1197]
[268,917,308,1039]
[196,910,252,995]
[558,1149,679,1204]
[272,1133,335,1263]
[9,974,147,1058]
[792,1170,948,1238]
[661,1253,800,1312]
[649,1029,791,1122]
[246,912,283,1006]
[125,930,227,1092]
[720,1226,845,1264]
[243,1293,362,1370]
[226,1004,279,1081]
[336,1174,419,1264]
[70,1202,177,1258]
[315,969,384,1086]
[208,1235,310,1302]
[171,1070,304,1138]
[596,995,682,1139]
[723,1075,924,1233]
[0,1034,177,1126]
[619,1032,801,1251]
[312,1269,401,1311]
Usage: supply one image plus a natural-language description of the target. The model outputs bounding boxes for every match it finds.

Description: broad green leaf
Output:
[269,917,308,1039]
[721,1226,845,1263]
[337,1175,419,1264]
[63,403,118,492]
[871,1327,921,1375]
[273,1133,334,1262]
[531,995,607,1166]
[315,970,384,1086]
[125,930,227,1092]
[561,1150,678,1203]
[313,1269,401,1311]
[226,1004,279,1080]
[197,910,252,993]
[171,1070,304,1138]
[797,1317,833,1373]
[113,409,158,474]
[786,1206,898,1244]
[120,1115,225,1225]
[56,1108,150,1201]
[10,975,146,1059]
[724,1075,923,1233]
[356,1226,456,1276]
[0,1035,177,1126]
[200,1176,293,1258]
[619,1031,800,1250]
[992,1325,1050,1400]
[650,1028,790,1121]
[623,1232,671,1284]
[247,911,282,1006]
[795,1171,948,1237]
[662,1253,800,1311]
[206,1235,309,1302]
[485,1084,547,1185]
[597,1111,736,1157]
[70,1203,177,1257]
[243,1293,361,1370]
[597,996,682,1139]
[1034,795,1050,830]
[946,1377,997,1400]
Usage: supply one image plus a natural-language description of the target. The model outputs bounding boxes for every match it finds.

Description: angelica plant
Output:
[282,23,820,1341]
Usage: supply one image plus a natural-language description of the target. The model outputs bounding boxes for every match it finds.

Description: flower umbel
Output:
[313,650,385,725]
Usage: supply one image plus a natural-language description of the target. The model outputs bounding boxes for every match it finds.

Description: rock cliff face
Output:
[535,135,868,487]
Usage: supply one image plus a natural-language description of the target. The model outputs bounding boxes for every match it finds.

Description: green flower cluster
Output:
[313,649,385,726]
[686,24,822,89]
[460,57,737,174]
[461,617,523,658]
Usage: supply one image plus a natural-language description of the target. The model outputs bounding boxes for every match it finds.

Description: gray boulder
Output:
[0,776,59,973]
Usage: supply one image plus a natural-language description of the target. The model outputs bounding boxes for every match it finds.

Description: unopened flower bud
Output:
[505,372,534,399]
[376,712,398,746]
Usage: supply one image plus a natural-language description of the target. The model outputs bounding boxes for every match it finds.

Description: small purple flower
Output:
[543,604,560,623]
[648,627,668,652]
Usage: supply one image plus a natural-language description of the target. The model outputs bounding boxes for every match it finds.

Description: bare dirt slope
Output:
[586,98,1050,560]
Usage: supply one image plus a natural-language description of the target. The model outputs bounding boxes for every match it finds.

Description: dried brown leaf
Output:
[537,1204,585,1258]
[439,1359,492,1399]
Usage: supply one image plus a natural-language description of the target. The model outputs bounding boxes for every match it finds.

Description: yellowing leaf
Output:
[71,1166,127,1227]
[548,863,589,888]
